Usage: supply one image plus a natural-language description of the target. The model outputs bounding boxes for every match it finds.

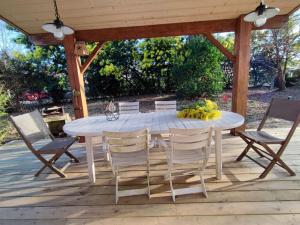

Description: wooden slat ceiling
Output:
[0,0,299,35]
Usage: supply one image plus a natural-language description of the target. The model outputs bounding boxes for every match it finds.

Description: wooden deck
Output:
[0,128,300,225]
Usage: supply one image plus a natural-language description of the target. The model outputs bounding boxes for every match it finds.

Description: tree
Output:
[85,40,141,97]
[251,14,300,90]
[0,84,10,143]
[0,28,69,105]
[137,37,182,94]
[172,36,224,98]
[216,33,235,89]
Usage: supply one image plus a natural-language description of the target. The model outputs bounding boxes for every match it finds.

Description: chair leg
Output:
[35,153,66,178]
[35,165,47,177]
[115,169,119,204]
[199,171,208,198]
[147,161,151,199]
[46,164,66,178]
[65,151,79,163]
[236,140,254,161]
[259,146,296,179]
[35,153,62,177]
[168,162,175,202]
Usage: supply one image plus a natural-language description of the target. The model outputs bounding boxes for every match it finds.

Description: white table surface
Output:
[64,111,244,136]
[63,111,244,183]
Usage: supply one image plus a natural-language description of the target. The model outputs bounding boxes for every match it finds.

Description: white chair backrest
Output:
[104,129,149,154]
[118,102,139,114]
[169,127,212,164]
[10,110,52,144]
[155,101,176,112]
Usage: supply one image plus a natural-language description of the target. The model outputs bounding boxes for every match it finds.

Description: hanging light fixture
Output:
[42,0,74,40]
[244,0,280,27]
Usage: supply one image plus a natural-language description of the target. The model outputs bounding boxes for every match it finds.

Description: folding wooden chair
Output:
[161,127,213,202]
[103,129,150,204]
[10,110,79,178]
[118,102,140,114]
[236,98,300,179]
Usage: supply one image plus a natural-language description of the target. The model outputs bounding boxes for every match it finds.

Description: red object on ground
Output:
[221,94,230,103]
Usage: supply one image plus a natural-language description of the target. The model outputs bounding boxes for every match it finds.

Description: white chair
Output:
[161,127,213,202]
[118,102,139,114]
[153,101,177,148]
[103,129,151,204]
[155,101,177,112]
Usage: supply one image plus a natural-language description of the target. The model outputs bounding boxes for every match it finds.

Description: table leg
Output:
[85,136,96,183]
[215,129,222,180]
[102,135,110,161]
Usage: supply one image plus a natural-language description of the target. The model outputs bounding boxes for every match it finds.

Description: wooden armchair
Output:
[236,98,300,178]
[10,110,79,178]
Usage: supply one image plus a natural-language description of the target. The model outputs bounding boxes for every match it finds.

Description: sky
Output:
[0,20,27,54]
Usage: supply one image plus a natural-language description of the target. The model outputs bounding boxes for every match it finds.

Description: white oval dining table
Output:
[64,111,244,183]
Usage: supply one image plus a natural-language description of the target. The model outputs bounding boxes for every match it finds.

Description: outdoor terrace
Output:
[0,127,299,225]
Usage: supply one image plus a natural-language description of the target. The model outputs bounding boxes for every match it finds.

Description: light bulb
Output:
[53,28,65,40]
[254,14,267,27]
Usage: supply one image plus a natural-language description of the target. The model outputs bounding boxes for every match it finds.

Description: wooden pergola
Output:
[1,0,299,131]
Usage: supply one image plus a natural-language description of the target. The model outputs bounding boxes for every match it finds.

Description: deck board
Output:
[0,128,299,224]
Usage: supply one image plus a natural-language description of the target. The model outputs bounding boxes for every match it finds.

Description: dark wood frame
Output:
[236,98,300,178]
[10,111,79,178]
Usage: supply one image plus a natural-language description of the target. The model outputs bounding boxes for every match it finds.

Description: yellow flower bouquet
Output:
[177,99,221,120]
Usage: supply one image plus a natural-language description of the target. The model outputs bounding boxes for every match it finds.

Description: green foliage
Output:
[86,40,140,97]
[0,85,9,113]
[137,37,182,94]
[217,33,235,88]
[0,32,68,106]
[0,85,10,143]
[85,38,182,97]
[172,36,224,98]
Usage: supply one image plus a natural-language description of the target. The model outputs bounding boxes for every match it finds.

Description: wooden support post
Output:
[63,34,88,119]
[231,16,252,134]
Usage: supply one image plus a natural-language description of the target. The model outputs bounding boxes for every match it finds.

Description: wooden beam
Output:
[80,42,105,74]
[63,34,88,119]
[75,19,237,42]
[231,16,252,133]
[203,33,235,63]
[29,14,289,45]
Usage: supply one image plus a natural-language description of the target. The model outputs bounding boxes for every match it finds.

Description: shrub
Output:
[172,36,224,98]
[0,86,10,143]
